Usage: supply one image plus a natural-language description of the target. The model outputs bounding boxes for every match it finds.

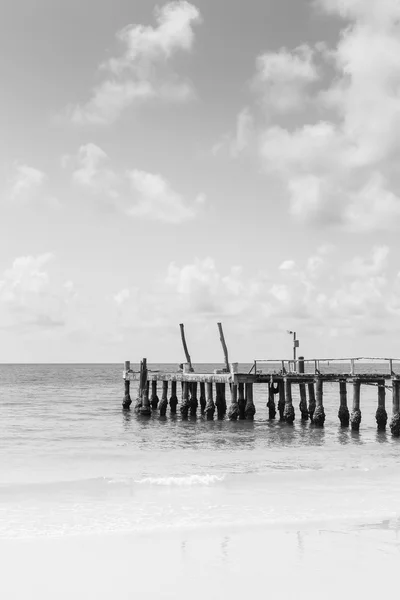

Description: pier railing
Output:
[252,357,400,376]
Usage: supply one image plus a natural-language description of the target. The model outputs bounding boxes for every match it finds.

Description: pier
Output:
[122,324,400,437]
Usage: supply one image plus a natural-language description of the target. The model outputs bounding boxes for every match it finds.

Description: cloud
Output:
[65,1,202,125]
[224,0,400,231]
[0,254,76,330]
[279,260,296,271]
[126,169,203,223]
[9,165,45,201]
[72,143,118,196]
[253,45,319,114]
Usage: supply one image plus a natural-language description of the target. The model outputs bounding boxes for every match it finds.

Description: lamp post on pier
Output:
[287,330,299,364]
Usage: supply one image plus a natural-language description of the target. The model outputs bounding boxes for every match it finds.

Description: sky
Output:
[1,0,400,363]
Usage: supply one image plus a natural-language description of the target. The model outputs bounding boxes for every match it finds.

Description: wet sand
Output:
[1,520,398,599]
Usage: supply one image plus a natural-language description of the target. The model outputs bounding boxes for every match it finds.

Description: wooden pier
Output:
[121,324,400,437]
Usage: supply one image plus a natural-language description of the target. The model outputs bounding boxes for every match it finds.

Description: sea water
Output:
[1,363,400,599]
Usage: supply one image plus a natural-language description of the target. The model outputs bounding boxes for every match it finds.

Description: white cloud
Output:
[65,1,201,125]
[114,288,130,306]
[234,0,400,231]
[9,165,45,201]
[72,143,118,196]
[279,260,296,270]
[253,45,319,114]
[126,169,202,223]
[0,254,75,330]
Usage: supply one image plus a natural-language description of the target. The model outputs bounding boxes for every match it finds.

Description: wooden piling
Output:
[228,384,239,420]
[245,383,256,420]
[375,381,387,431]
[199,382,206,414]
[215,383,227,419]
[159,381,168,416]
[217,322,230,372]
[189,382,198,417]
[150,380,159,410]
[307,382,316,422]
[312,377,325,426]
[389,377,400,436]
[169,380,178,414]
[180,381,190,419]
[179,324,194,372]
[267,381,277,420]
[350,379,362,431]
[338,379,349,427]
[140,359,151,416]
[123,360,132,409]
[297,356,308,420]
[278,380,285,420]
[283,379,295,423]
[238,383,246,420]
[205,382,215,420]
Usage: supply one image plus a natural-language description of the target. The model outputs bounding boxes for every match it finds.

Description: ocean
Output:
[1,363,400,599]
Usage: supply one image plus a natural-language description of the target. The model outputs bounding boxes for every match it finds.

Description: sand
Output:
[0,520,398,599]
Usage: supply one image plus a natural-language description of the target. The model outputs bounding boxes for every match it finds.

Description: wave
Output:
[133,474,226,486]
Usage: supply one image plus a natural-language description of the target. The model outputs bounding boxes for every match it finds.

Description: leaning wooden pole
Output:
[217,322,230,372]
[179,323,194,372]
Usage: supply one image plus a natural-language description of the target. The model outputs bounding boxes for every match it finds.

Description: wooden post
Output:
[278,379,285,421]
[338,379,349,427]
[267,380,277,420]
[217,322,230,372]
[150,380,159,410]
[179,324,194,372]
[284,378,295,423]
[390,377,400,436]
[199,382,206,414]
[245,382,256,420]
[238,383,246,420]
[350,378,362,431]
[169,380,178,414]
[307,382,316,422]
[180,381,190,419]
[312,377,325,426]
[376,381,387,431]
[215,383,227,419]
[297,356,308,420]
[134,359,143,412]
[189,382,198,417]
[205,382,215,420]
[159,381,168,416]
[140,359,151,416]
[123,360,132,409]
[228,383,239,420]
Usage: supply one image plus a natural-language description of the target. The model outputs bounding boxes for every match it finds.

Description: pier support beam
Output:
[338,379,350,427]
[278,380,285,421]
[376,381,388,431]
[267,381,277,420]
[284,379,295,424]
[238,383,246,420]
[350,379,362,431]
[189,382,198,417]
[205,382,215,420]
[298,357,308,420]
[123,361,132,409]
[199,382,206,414]
[245,383,256,420]
[390,378,400,436]
[150,380,159,410]
[228,384,239,420]
[307,383,316,422]
[180,382,190,419]
[169,381,178,414]
[312,377,325,426]
[140,368,151,416]
[216,383,227,419]
[159,381,168,416]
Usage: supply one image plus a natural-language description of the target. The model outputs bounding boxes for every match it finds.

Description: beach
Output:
[1,364,400,598]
